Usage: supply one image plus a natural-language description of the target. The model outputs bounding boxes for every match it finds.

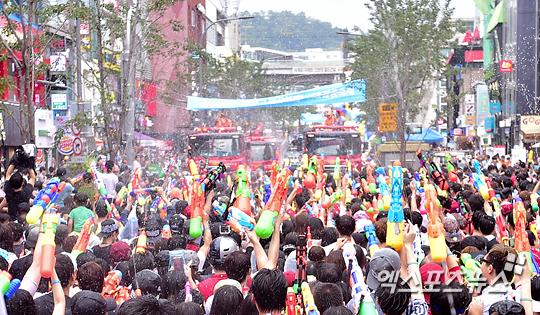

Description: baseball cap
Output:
[145,220,162,244]
[134,269,162,296]
[366,248,401,290]
[97,219,119,238]
[71,290,117,315]
[184,249,200,268]
[420,263,445,304]
[169,214,185,235]
[283,271,296,287]
[109,241,131,265]
[489,300,525,315]
[24,224,40,248]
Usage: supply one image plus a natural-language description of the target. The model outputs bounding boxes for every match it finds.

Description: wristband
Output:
[52,280,61,286]
[203,227,210,231]
[521,298,532,302]
[407,262,418,267]
[447,252,453,256]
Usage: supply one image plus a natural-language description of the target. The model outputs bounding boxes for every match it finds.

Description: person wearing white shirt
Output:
[101,160,119,199]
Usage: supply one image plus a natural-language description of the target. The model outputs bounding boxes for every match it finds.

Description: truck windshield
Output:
[251,143,275,161]
[305,134,361,156]
[189,135,242,157]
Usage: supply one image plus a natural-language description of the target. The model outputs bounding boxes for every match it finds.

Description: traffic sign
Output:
[379,103,397,132]
[436,117,445,126]
[71,122,81,136]
[454,128,463,135]
[465,104,475,114]
[73,137,83,156]
[465,115,475,125]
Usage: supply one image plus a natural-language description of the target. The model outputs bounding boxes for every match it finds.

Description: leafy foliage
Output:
[239,10,343,52]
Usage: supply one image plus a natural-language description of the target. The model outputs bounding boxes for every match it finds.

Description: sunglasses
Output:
[481,258,493,265]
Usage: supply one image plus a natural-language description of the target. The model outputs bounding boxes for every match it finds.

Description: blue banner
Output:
[187,80,366,110]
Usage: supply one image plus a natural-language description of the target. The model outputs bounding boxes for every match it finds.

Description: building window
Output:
[192,10,195,27]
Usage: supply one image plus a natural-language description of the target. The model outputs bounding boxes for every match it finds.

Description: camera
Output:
[10,145,36,169]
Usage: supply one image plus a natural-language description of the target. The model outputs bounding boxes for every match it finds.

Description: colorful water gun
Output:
[0,271,12,295]
[333,157,341,181]
[366,164,376,194]
[362,201,378,221]
[445,152,458,182]
[158,200,167,219]
[300,153,309,179]
[322,190,343,210]
[71,171,85,184]
[470,173,489,200]
[131,167,141,190]
[4,278,20,300]
[344,250,377,315]
[529,150,534,164]
[189,179,204,238]
[162,224,172,239]
[532,193,539,212]
[386,161,404,250]
[26,177,65,224]
[364,224,379,257]
[255,167,292,238]
[514,198,537,275]
[301,282,320,315]
[115,185,129,205]
[263,175,272,205]
[135,231,147,254]
[150,196,161,212]
[460,253,482,285]
[189,158,199,180]
[304,156,318,189]
[294,235,308,294]
[40,209,58,278]
[413,226,425,264]
[377,174,391,211]
[202,162,226,191]
[116,287,130,305]
[179,177,189,200]
[102,270,122,298]
[228,207,256,233]
[457,194,468,216]
[270,159,279,187]
[286,287,296,315]
[314,173,327,201]
[71,217,94,258]
[417,150,449,191]
[234,165,251,215]
[129,187,158,197]
[485,177,501,213]
[425,184,446,262]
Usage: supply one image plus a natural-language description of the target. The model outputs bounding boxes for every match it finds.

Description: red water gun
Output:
[131,167,141,190]
[286,287,297,315]
[270,159,279,188]
[255,167,292,238]
[41,209,58,278]
[116,287,130,305]
[71,217,94,258]
[514,198,530,253]
[425,184,446,262]
[304,156,318,189]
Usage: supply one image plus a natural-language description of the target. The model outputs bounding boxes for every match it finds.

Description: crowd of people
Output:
[0,148,539,315]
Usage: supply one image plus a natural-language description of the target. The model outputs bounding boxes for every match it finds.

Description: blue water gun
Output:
[386,161,404,251]
[228,207,256,233]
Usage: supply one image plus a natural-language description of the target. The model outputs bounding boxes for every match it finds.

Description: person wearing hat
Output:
[92,219,120,264]
[133,269,162,297]
[71,290,117,315]
[1,163,35,220]
[109,241,131,267]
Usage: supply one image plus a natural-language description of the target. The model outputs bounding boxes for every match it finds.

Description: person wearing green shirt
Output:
[68,192,94,233]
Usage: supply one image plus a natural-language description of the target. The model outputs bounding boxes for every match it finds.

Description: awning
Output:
[134,131,173,150]
[487,0,505,33]
[465,50,484,63]
[474,0,493,15]
[406,129,443,143]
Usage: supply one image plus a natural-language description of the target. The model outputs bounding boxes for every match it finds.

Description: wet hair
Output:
[62,235,78,253]
[174,288,204,307]
[74,192,89,207]
[322,306,354,315]
[313,282,344,314]
[317,262,342,283]
[430,282,472,315]
[295,212,309,235]
[478,214,496,235]
[77,261,105,292]
[223,251,251,284]
[460,236,487,251]
[175,302,204,315]
[132,251,155,272]
[117,295,178,315]
[308,246,326,262]
[9,222,24,242]
[168,235,187,250]
[308,217,324,239]
[321,228,339,247]
[335,215,355,236]
[94,199,109,218]
[56,253,75,288]
[250,268,287,313]
[237,293,259,315]
[374,218,388,243]
[116,261,133,287]
[6,289,37,315]
[375,279,411,315]
[325,250,346,273]
[486,244,518,283]
[162,269,187,300]
[76,251,96,267]
[9,172,24,190]
[468,194,484,212]
[210,285,244,315]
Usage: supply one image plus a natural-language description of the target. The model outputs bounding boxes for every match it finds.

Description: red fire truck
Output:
[304,125,363,171]
[247,136,280,171]
[187,127,250,171]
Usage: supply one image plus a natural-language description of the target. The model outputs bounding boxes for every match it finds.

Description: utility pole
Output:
[124,7,135,165]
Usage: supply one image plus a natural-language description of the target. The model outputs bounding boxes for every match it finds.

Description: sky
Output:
[238,0,477,32]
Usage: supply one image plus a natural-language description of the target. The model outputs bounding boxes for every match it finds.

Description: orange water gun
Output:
[136,231,147,254]
[41,209,58,278]
[255,167,292,238]
[102,270,122,298]
[131,167,141,190]
[425,184,446,262]
[71,217,94,258]
[314,173,327,200]
[366,164,376,194]
[270,159,279,188]
[116,287,130,305]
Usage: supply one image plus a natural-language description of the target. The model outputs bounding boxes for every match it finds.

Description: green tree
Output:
[347,0,459,164]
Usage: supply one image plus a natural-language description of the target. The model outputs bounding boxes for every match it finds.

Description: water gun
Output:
[485,177,501,213]
[89,162,116,215]
[425,184,446,262]
[417,150,449,191]
[531,193,539,212]
[366,164,376,194]
[344,250,377,315]
[377,174,391,211]
[115,186,129,205]
[263,175,272,205]
[286,287,296,315]
[322,190,343,210]
[306,226,312,247]
[529,150,534,164]
[40,209,59,278]
[360,178,369,195]
[413,226,425,264]
[347,158,353,183]
[71,171,85,184]
[189,179,204,238]
[131,167,141,190]
[363,201,378,222]
[256,167,292,238]
[413,173,424,193]
[71,217,94,258]
[386,161,404,250]
[333,157,341,181]
[159,200,167,219]
[460,253,482,284]
[316,156,325,181]
[300,153,309,179]
[162,224,172,239]
[445,152,458,182]
[234,165,251,215]
[129,187,158,197]
[314,173,327,200]
[150,196,161,212]
[202,162,226,191]
[102,270,122,298]
[26,177,65,224]
[472,160,485,180]
[4,278,20,300]
[470,173,489,200]
[0,271,12,296]
[136,231,147,254]
[377,194,384,212]
[116,287,130,305]
[269,159,279,187]
[301,282,320,315]
[228,206,256,233]
[213,203,227,219]
[514,198,537,274]
[304,156,317,189]
[294,235,308,293]
[364,224,379,257]
[305,205,316,218]
[457,194,468,216]
[179,177,189,200]
[185,281,192,302]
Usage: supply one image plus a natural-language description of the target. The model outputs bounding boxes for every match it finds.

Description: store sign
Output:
[500,60,513,73]
[57,136,74,155]
[51,93,67,110]
[521,115,540,134]
[485,117,495,133]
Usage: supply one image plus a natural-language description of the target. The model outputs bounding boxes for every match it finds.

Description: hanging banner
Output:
[187,80,366,110]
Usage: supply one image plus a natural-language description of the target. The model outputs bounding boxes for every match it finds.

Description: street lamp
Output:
[198,16,254,96]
